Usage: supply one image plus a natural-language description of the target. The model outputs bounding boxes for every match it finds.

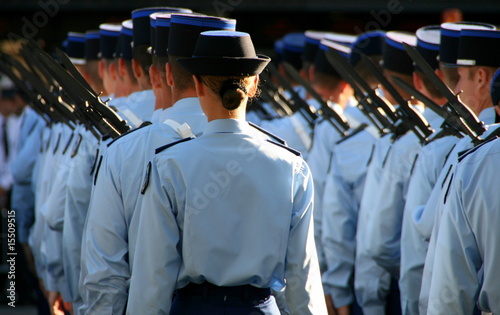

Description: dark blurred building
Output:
[0,0,499,53]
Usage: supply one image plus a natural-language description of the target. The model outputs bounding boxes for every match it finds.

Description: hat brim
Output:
[178,54,271,76]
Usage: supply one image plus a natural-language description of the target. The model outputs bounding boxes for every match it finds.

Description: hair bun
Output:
[219,79,247,99]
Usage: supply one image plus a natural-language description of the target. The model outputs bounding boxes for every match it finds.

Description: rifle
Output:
[259,80,295,118]
[37,50,130,139]
[360,54,434,143]
[402,43,486,141]
[324,49,404,137]
[1,51,76,128]
[281,62,354,137]
[0,53,52,124]
[391,76,480,143]
[266,63,318,130]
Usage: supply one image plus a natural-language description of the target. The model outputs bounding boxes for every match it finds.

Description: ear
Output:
[132,58,143,80]
[149,64,161,89]
[166,62,174,87]
[476,67,490,90]
[98,60,105,79]
[118,58,127,77]
[413,72,423,92]
[193,75,204,97]
[309,65,316,83]
[82,69,93,86]
[248,75,259,97]
[435,68,444,82]
[109,61,118,81]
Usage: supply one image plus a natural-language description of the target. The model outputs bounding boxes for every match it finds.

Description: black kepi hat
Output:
[415,25,440,70]
[85,30,100,61]
[382,31,416,76]
[168,14,236,57]
[456,29,500,68]
[439,22,495,65]
[178,31,270,76]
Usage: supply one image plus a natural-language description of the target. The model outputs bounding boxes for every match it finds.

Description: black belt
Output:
[176,282,271,302]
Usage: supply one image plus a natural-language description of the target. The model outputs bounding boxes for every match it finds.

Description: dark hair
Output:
[168,55,196,91]
[84,60,105,94]
[132,44,152,79]
[439,63,459,89]
[415,69,444,99]
[199,75,256,110]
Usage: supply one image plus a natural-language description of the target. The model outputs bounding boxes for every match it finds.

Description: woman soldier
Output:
[127,30,327,315]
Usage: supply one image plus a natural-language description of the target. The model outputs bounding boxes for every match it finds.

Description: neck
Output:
[201,97,247,122]
[171,88,197,105]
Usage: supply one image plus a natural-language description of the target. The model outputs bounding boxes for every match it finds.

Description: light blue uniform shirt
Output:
[127,119,327,315]
[259,112,312,158]
[80,97,207,315]
[30,123,60,290]
[121,89,156,122]
[364,108,441,278]
[40,123,77,302]
[418,108,497,314]
[11,108,44,244]
[355,133,394,315]
[60,127,99,309]
[306,104,362,272]
[321,125,379,307]
[399,134,460,315]
[427,137,500,314]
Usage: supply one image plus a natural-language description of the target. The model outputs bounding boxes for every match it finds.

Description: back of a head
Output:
[350,30,386,88]
[167,14,237,92]
[439,21,496,88]
[84,30,106,94]
[132,7,192,79]
[177,30,270,111]
[312,39,351,92]
[415,25,444,100]
[381,31,417,102]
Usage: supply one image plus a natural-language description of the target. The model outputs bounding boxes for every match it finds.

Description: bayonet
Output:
[266,62,318,130]
[325,49,404,136]
[360,53,434,143]
[402,42,485,137]
[282,62,354,137]
[37,50,129,138]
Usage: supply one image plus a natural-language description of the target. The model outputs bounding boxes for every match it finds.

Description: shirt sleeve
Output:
[126,159,181,315]
[80,150,130,315]
[284,160,328,315]
[321,156,359,307]
[426,174,481,315]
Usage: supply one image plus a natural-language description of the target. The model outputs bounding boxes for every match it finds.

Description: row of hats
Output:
[274,21,500,78]
[60,7,271,77]
[61,7,242,63]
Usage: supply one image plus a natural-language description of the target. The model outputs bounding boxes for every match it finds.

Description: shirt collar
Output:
[202,119,251,136]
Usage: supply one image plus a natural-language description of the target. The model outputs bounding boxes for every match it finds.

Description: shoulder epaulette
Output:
[107,121,152,148]
[248,121,286,145]
[266,139,301,157]
[155,136,195,155]
[93,155,103,186]
[336,123,368,145]
[71,134,83,158]
[458,136,498,163]
[90,149,100,176]
[62,133,75,155]
[52,132,62,154]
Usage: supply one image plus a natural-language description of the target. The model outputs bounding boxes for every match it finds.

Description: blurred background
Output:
[1,0,499,53]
